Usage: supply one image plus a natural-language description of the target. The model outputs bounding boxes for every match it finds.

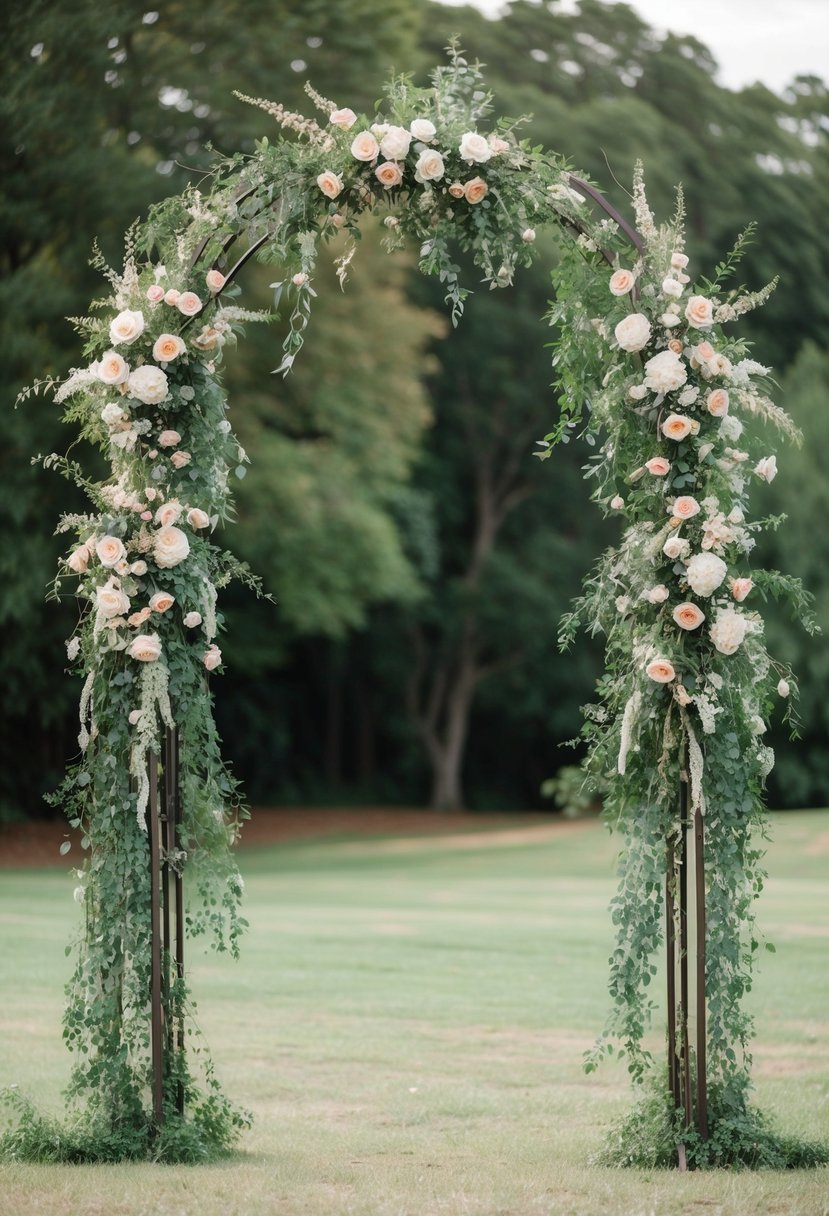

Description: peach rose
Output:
[149,591,175,613]
[646,659,676,684]
[447,182,465,199]
[329,107,357,129]
[96,535,126,568]
[206,269,225,293]
[170,451,191,469]
[146,284,165,303]
[614,313,651,353]
[127,633,162,662]
[203,644,222,671]
[671,496,701,520]
[177,291,203,317]
[706,388,729,417]
[152,334,185,363]
[128,607,152,628]
[463,176,488,204]
[672,602,705,631]
[609,269,635,296]
[158,430,181,448]
[350,130,379,161]
[109,309,145,346]
[661,414,694,442]
[685,295,714,329]
[375,161,403,189]
[731,577,753,602]
[98,351,129,385]
[645,457,671,476]
[317,170,344,200]
[187,508,210,529]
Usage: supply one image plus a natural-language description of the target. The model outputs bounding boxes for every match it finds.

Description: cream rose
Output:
[128,607,152,628]
[149,591,175,613]
[663,536,690,560]
[645,457,671,476]
[96,535,126,568]
[646,659,676,684]
[646,585,670,604]
[176,291,203,317]
[155,500,182,527]
[170,451,191,469]
[158,429,181,448]
[644,349,687,393]
[98,351,130,385]
[350,130,379,161]
[183,611,202,628]
[66,545,90,573]
[685,551,727,597]
[375,161,403,189]
[463,176,488,204]
[153,525,190,569]
[96,581,130,618]
[127,364,169,405]
[101,402,126,427]
[777,677,790,697]
[379,125,411,160]
[671,496,701,521]
[661,414,694,442]
[152,334,185,363]
[459,131,493,164]
[706,388,729,417]
[672,602,705,631]
[614,313,651,353]
[410,118,436,142]
[710,607,749,655]
[731,577,753,602]
[164,289,180,307]
[755,455,778,482]
[685,295,714,329]
[206,269,225,293]
[127,633,162,662]
[131,560,148,575]
[316,170,344,200]
[671,252,689,269]
[109,309,145,346]
[414,149,445,183]
[661,277,683,299]
[609,269,635,296]
[203,644,222,671]
[447,181,465,199]
[329,107,357,129]
[187,507,210,529]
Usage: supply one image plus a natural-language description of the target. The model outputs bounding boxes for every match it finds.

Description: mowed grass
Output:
[0,811,827,1216]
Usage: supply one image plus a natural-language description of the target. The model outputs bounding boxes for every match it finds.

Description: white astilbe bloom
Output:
[54,366,101,403]
[617,690,641,775]
[78,669,95,752]
[683,711,707,816]
[130,661,175,829]
[695,692,722,736]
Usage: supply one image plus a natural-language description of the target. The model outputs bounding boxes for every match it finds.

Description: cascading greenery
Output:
[2,47,824,1167]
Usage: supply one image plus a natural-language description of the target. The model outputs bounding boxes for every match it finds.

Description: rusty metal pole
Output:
[694,802,709,1139]
[666,837,679,1109]
[679,773,692,1129]
[147,751,164,1127]
[167,725,186,1115]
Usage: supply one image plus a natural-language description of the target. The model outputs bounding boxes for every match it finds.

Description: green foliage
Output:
[540,764,596,817]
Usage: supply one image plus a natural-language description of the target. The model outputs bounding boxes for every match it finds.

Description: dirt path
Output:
[0,807,579,870]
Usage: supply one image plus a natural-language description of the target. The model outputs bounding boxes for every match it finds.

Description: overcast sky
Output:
[435,0,829,93]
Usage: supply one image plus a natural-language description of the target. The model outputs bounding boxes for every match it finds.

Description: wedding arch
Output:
[5,50,823,1169]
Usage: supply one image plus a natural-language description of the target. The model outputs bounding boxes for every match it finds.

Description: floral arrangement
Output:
[547,169,822,1166]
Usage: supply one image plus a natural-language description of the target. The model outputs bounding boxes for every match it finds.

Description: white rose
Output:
[661,277,683,298]
[459,131,493,164]
[379,125,412,160]
[101,402,127,427]
[153,525,190,569]
[128,364,169,406]
[709,607,749,655]
[777,678,790,697]
[131,560,148,575]
[96,535,126,568]
[522,228,536,243]
[685,552,728,598]
[663,536,691,560]
[646,585,670,604]
[329,107,357,129]
[187,507,210,529]
[614,313,651,353]
[643,349,687,393]
[109,309,145,346]
[414,149,445,183]
[183,611,202,628]
[628,384,648,401]
[410,118,436,142]
[755,456,778,483]
[203,644,222,671]
[96,581,130,618]
[127,633,162,662]
[98,351,130,385]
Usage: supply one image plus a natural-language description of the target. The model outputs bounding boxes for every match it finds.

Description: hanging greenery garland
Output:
[2,48,825,1168]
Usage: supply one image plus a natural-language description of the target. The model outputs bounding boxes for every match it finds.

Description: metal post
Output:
[694,803,709,1139]
[147,751,164,1127]
[666,837,679,1108]
[168,726,186,1115]
[679,775,692,1129]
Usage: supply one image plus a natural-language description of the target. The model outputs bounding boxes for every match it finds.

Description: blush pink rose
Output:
[707,388,729,416]
[158,430,181,448]
[203,644,222,671]
[731,577,753,602]
[170,451,191,469]
[645,458,671,476]
[206,269,225,293]
[671,496,701,520]
[177,291,203,317]
[672,602,705,631]
[685,295,714,329]
[146,284,165,303]
[317,170,344,200]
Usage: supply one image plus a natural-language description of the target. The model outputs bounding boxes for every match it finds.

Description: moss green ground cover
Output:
[1,810,827,1215]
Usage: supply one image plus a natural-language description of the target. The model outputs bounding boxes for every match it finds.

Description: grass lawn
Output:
[0,810,827,1215]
